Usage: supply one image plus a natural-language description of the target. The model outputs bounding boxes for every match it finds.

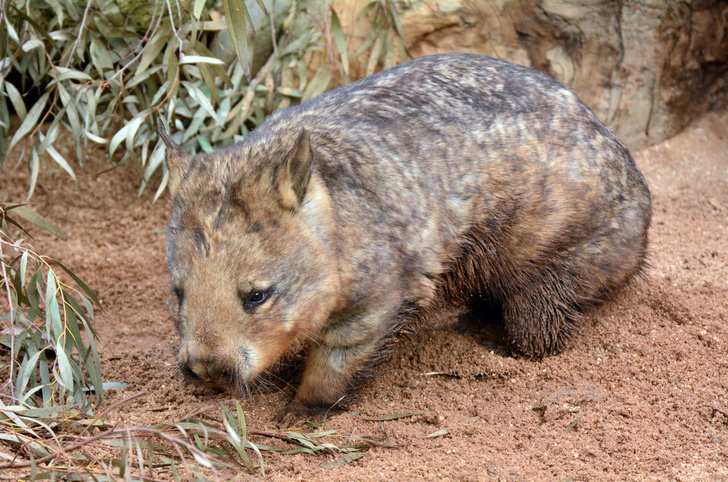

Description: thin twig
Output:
[159,402,220,430]
[1,392,146,468]
[64,0,93,68]
[165,0,184,54]
[249,429,399,450]
[106,3,165,85]
[77,391,148,439]
[0,427,116,469]
[0,237,17,398]
[269,0,278,58]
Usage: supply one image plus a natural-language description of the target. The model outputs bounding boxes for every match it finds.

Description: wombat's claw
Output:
[274,401,338,426]
[274,402,314,426]
[273,406,300,426]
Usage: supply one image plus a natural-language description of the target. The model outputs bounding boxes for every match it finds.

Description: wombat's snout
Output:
[163,52,652,414]
[178,342,232,384]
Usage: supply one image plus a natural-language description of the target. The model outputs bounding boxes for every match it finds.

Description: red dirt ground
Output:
[2,108,727,480]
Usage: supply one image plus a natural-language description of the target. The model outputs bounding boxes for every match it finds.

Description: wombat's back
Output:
[251,53,650,328]
[165,54,650,414]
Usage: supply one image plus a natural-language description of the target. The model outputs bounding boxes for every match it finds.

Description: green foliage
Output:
[0,0,408,200]
[0,398,393,478]
[0,203,104,411]
[353,0,409,76]
[0,203,103,409]
[0,204,395,475]
[0,2,407,476]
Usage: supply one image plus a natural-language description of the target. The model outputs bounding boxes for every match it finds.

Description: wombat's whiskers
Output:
[290,325,325,350]
[163,52,651,416]
[256,372,289,394]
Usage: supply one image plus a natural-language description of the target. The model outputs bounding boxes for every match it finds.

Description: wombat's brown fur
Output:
[159,53,651,416]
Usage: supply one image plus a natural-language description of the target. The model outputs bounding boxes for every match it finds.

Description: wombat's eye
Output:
[241,288,272,312]
[250,291,267,304]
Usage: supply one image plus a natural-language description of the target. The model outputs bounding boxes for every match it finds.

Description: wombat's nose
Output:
[179,342,229,382]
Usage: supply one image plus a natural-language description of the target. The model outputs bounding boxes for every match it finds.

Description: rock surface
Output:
[334,0,728,149]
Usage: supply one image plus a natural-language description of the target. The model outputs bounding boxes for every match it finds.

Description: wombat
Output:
[159,53,651,416]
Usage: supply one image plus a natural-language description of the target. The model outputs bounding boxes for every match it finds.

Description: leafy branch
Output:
[0,397,396,478]
[0,0,408,200]
[0,203,103,411]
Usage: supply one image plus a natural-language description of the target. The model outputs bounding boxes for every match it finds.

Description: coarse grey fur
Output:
[160,53,651,416]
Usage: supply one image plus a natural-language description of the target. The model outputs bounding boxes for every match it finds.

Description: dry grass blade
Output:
[249,428,399,452]
[0,396,397,478]
[322,452,365,469]
[364,412,419,421]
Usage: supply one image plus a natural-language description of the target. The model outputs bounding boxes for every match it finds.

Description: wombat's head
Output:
[158,120,341,393]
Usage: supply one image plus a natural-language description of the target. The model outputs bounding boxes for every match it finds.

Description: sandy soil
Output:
[2,108,727,480]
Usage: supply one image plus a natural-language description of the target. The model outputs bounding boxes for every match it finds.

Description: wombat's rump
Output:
[160,53,651,415]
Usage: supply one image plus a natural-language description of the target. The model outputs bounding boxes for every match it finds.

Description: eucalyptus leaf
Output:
[389,6,406,41]
[46,144,77,181]
[20,251,29,287]
[57,84,82,144]
[37,114,63,154]
[53,260,102,307]
[8,93,50,152]
[357,1,379,20]
[15,349,45,399]
[110,115,145,157]
[279,87,302,98]
[143,144,166,186]
[21,39,44,52]
[8,205,66,239]
[45,281,63,338]
[330,8,349,77]
[28,148,39,198]
[302,65,331,102]
[198,63,220,105]
[84,130,108,144]
[193,0,207,19]
[192,42,233,86]
[253,0,268,16]
[90,38,113,75]
[55,349,74,390]
[46,0,65,27]
[55,66,92,82]
[223,0,251,75]
[153,169,170,203]
[4,81,27,119]
[179,55,225,65]
[352,13,384,60]
[366,31,386,76]
[197,135,213,153]
[136,23,173,75]
[181,81,221,125]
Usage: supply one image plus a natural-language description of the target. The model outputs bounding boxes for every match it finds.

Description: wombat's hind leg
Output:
[501,269,581,358]
[466,295,503,325]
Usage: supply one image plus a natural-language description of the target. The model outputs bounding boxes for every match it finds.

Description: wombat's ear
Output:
[157,118,193,197]
[278,129,313,210]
